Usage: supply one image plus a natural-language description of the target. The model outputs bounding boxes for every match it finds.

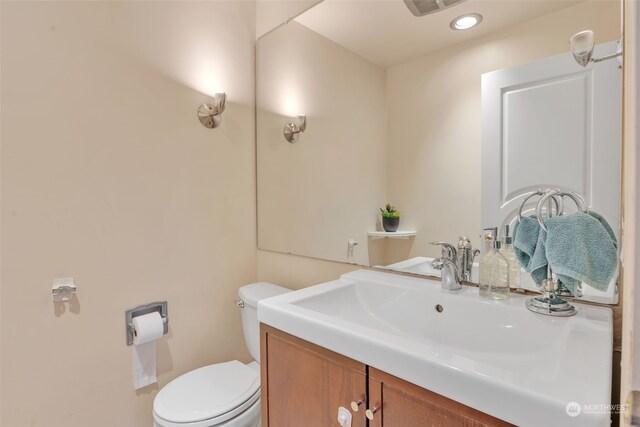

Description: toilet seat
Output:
[154,360,260,426]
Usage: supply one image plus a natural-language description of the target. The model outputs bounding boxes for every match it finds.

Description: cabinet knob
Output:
[365,405,379,420]
[350,400,362,412]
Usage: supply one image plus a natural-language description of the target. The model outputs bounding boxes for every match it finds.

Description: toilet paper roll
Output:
[132,312,164,390]
[132,311,164,345]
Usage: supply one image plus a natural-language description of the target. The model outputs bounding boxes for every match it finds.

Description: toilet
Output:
[153,282,290,427]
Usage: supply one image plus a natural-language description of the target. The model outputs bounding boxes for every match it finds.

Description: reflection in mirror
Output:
[257,0,622,304]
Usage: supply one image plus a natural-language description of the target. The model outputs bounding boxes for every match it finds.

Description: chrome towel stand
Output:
[517,188,587,317]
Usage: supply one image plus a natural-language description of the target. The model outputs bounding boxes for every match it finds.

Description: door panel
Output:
[261,325,367,427]
[369,367,512,427]
[481,40,621,231]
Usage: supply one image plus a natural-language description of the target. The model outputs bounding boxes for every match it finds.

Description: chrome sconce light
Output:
[198,92,226,128]
[283,114,307,143]
[569,30,622,67]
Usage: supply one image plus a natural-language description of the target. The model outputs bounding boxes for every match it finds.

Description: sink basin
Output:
[258,269,613,427]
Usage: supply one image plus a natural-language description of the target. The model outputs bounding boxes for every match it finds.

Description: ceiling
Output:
[295,0,584,68]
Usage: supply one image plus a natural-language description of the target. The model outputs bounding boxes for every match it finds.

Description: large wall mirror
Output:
[257,0,622,304]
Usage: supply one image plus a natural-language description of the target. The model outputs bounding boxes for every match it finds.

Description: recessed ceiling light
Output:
[450,13,483,30]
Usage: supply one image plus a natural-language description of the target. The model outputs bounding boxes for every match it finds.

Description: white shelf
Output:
[367,230,417,240]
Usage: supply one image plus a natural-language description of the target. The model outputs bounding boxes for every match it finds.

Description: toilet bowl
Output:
[153,282,290,427]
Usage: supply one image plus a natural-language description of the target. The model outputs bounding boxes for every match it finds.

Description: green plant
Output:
[380,203,400,218]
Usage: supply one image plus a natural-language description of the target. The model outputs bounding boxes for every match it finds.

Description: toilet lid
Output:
[154,360,260,423]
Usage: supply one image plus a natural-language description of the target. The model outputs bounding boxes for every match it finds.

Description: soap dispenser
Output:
[479,227,510,300]
[500,225,521,291]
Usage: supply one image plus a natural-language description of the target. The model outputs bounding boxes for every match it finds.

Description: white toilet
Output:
[153,282,290,427]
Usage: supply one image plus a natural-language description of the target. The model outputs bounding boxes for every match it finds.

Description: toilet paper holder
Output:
[125,301,169,345]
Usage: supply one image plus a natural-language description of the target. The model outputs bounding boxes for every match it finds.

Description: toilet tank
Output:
[237,282,290,362]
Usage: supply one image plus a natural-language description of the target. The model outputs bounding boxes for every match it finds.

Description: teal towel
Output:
[514,217,580,291]
[513,216,548,286]
[545,212,617,292]
[513,212,618,292]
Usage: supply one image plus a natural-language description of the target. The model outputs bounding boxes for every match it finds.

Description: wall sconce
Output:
[197,92,226,128]
[283,114,307,143]
[569,30,622,67]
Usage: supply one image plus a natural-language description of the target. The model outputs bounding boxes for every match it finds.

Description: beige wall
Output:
[256,20,388,266]
[1,2,256,426]
[257,251,358,290]
[387,0,621,260]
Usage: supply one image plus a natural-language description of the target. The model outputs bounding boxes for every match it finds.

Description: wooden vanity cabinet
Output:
[260,324,368,427]
[261,325,512,427]
[367,368,511,427]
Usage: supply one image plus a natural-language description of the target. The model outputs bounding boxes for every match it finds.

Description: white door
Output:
[481,41,621,303]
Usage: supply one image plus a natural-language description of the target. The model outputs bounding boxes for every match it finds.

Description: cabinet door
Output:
[261,324,367,427]
[368,368,513,427]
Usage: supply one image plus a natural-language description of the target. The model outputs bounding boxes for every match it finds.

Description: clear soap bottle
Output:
[500,225,521,291]
[479,227,510,300]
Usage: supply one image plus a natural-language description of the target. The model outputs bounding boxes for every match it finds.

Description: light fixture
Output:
[283,114,307,143]
[569,30,622,67]
[450,13,482,31]
[198,92,226,128]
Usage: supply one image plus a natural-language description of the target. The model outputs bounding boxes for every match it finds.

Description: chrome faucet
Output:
[430,237,480,290]
[431,258,463,290]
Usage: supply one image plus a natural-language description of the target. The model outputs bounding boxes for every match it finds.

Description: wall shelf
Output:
[367,230,417,240]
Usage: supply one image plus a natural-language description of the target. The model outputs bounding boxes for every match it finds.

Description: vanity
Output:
[257,270,613,427]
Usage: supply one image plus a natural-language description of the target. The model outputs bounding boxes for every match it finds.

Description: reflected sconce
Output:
[569,30,622,67]
[198,92,226,128]
[283,114,307,143]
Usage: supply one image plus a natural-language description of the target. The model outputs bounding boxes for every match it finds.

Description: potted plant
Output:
[380,204,400,232]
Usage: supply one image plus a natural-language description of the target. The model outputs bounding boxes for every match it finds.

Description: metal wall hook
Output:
[198,92,226,128]
[284,114,307,143]
[52,278,77,302]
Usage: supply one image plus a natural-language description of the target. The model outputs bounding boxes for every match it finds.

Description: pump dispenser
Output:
[479,227,510,299]
[500,225,521,291]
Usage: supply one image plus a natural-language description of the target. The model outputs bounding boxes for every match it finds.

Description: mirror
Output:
[256,0,622,304]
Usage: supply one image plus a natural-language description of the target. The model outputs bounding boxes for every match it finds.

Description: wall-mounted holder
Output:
[125,301,169,345]
[198,92,226,128]
[52,277,77,302]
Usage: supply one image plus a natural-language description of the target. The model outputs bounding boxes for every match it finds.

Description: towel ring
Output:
[536,190,587,230]
[517,190,562,222]
[564,192,588,213]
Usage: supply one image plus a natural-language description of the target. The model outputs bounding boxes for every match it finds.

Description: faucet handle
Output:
[457,236,472,249]
[430,242,457,260]
[431,258,445,270]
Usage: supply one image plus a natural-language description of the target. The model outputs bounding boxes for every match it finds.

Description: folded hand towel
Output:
[545,212,617,292]
[512,216,548,286]
[513,211,617,292]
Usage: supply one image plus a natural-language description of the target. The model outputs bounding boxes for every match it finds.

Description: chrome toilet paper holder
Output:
[125,301,169,345]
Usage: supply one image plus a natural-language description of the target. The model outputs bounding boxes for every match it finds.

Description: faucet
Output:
[430,237,481,289]
[431,258,463,290]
